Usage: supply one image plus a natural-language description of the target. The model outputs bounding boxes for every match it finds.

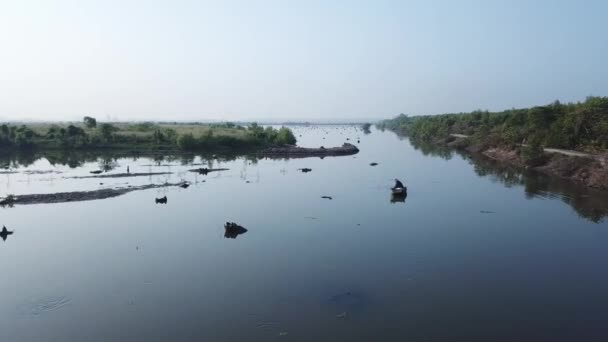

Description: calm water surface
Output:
[0,126,607,341]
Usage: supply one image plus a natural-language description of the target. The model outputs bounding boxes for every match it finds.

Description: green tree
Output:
[275,127,296,145]
[99,123,117,143]
[83,116,97,129]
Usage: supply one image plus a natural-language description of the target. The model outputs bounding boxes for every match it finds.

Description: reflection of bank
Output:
[407,137,608,223]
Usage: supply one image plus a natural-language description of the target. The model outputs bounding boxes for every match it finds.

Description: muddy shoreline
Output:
[0,182,186,206]
[444,137,608,191]
[67,172,173,179]
[260,143,359,158]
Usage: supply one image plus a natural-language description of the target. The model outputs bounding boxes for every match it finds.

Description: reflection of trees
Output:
[0,150,262,170]
[409,140,608,224]
[468,151,608,223]
[409,139,454,160]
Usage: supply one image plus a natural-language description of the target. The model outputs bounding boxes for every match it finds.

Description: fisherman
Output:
[393,179,405,189]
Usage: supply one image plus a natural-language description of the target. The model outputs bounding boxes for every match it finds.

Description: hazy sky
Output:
[1,0,607,122]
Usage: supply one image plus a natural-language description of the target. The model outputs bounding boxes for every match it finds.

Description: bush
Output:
[521,142,549,167]
[275,127,296,145]
[177,133,198,150]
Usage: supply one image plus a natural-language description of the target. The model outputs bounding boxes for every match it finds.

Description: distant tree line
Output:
[378,96,608,152]
[0,117,297,152]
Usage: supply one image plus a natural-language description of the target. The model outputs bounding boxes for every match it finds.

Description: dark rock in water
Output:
[180,183,190,189]
[90,170,103,174]
[0,226,14,241]
[370,162,378,166]
[321,196,333,200]
[224,222,248,239]
[299,168,312,173]
[155,196,167,204]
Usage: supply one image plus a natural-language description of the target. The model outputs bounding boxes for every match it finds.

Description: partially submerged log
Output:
[260,143,359,158]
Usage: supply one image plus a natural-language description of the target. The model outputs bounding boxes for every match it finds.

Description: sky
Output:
[0,0,607,122]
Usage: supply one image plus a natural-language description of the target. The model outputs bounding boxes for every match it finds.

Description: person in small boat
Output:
[393,179,405,189]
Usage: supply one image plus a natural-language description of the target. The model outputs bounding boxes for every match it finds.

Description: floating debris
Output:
[155,196,167,204]
[321,196,333,200]
[0,226,14,241]
[370,162,378,166]
[480,210,496,214]
[224,222,248,239]
[298,168,312,173]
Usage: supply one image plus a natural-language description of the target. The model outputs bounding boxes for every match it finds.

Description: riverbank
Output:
[379,97,608,190]
[446,136,608,191]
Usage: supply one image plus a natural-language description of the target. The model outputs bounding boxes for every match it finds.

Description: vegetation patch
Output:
[0,119,297,153]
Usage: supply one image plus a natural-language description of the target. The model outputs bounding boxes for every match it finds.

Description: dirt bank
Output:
[479,146,608,191]
[260,143,359,158]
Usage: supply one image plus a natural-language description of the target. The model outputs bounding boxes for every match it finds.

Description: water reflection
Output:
[0,150,259,171]
[409,139,608,223]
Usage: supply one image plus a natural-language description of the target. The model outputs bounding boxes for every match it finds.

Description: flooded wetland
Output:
[1,126,607,341]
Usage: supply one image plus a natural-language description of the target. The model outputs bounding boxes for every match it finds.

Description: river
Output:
[0,125,607,341]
